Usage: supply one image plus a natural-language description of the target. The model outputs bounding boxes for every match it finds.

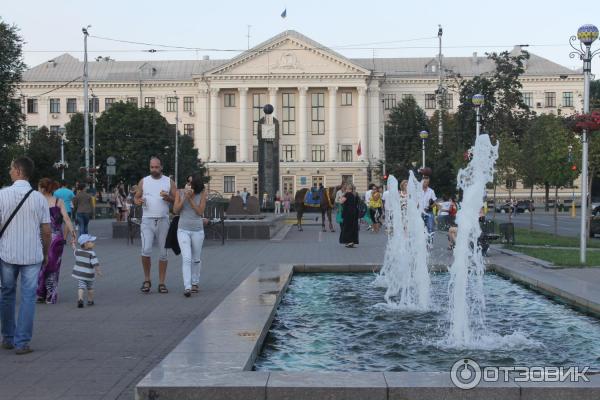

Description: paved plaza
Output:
[1,218,600,399]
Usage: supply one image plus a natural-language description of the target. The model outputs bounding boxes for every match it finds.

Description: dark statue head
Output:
[263,104,274,115]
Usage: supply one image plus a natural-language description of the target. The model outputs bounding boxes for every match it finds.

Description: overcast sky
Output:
[4,0,600,76]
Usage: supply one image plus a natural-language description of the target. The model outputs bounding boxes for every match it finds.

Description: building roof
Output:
[22,32,576,83]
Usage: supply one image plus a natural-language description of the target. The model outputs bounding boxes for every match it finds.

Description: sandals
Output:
[158,284,169,294]
[191,284,199,293]
[140,281,151,293]
[184,289,191,297]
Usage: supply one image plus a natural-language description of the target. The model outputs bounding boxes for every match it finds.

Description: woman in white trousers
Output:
[173,174,207,297]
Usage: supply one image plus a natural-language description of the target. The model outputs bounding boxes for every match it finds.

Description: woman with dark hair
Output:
[36,178,76,303]
[173,173,207,297]
[339,184,360,248]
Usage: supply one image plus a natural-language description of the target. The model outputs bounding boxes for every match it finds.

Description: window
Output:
[523,92,533,108]
[253,146,258,162]
[341,92,352,106]
[66,98,77,113]
[341,145,353,162]
[225,146,237,162]
[49,125,60,134]
[166,97,177,112]
[312,176,324,187]
[105,98,115,111]
[545,92,556,108]
[383,94,396,110]
[144,97,155,109]
[183,96,194,112]
[282,93,295,135]
[224,176,236,193]
[282,145,296,161]
[425,94,436,109]
[311,93,325,135]
[311,145,325,162]
[27,98,38,113]
[342,175,353,184]
[444,93,453,109]
[282,176,295,196]
[224,93,236,107]
[253,93,266,135]
[26,126,37,141]
[401,94,413,101]
[127,97,138,106]
[184,124,194,136]
[89,97,99,113]
[49,98,60,113]
[563,92,573,107]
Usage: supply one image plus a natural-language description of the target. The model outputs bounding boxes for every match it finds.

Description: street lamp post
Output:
[91,94,97,190]
[419,130,429,169]
[54,127,68,180]
[569,24,600,264]
[174,90,180,186]
[82,26,91,181]
[472,94,485,139]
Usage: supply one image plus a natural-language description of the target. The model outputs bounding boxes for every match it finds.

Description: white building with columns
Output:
[19,30,583,197]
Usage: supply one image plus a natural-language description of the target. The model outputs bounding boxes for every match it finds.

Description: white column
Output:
[328,86,338,161]
[209,88,220,162]
[269,87,278,117]
[369,86,381,161]
[357,87,368,161]
[197,88,209,161]
[239,87,249,162]
[298,86,308,162]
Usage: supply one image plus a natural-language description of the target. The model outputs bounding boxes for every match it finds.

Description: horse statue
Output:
[294,186,337,232]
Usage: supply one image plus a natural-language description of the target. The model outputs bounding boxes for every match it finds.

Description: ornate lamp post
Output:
[472,94,485,138]
[419,130,429,169]
[53,127,69,180]
[569,24,600,264]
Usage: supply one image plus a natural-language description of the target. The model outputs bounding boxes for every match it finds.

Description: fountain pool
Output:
[254,272,600,372]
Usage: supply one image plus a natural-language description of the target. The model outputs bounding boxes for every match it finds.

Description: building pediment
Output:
[205,30,371,77]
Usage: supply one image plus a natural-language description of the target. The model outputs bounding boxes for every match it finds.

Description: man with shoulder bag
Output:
[0,157,51,355]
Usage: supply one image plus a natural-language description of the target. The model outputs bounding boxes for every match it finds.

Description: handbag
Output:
[0,189,34,239]
[164,215,181,255]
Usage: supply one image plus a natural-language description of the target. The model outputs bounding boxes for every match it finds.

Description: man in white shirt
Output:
[364,184,375,230]
[0,157,51,354]
[134,157,176,294]
[420,176,437,234]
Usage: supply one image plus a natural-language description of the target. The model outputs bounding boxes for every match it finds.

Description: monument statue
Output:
[257,104,280,211]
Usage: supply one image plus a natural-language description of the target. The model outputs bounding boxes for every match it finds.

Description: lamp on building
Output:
[569,23,600,264]
[472,93,484,139]
[419,130,429,169]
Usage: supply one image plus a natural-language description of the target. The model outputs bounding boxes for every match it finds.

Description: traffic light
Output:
[383,175,388,181]
[571,165,577,171]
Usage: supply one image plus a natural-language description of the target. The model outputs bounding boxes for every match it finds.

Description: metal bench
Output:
[204,201,226,245]
[127,205,143,245]
[479,219,501,256]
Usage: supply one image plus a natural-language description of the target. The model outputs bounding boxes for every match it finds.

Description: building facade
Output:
[19,31,583,199]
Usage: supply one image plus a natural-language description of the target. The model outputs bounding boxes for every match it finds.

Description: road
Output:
[487,209,596,238]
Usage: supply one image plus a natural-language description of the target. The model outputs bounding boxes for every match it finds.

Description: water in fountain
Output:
[445,133,498,347]
[375,172,431,311]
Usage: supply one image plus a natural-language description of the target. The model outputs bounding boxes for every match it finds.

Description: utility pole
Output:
[82,25,91,181]
[174,90,179,186]
[246,25,251,50]
[437,24,444,146]
[92,93,97,189]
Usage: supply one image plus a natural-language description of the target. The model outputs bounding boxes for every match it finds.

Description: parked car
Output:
[495,202,513,213]
[516,200,535,213]
[592,205,600,217]
[590,213,600,237]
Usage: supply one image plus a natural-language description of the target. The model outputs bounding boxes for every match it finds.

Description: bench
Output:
[204,201,226,245]
[479,219,501,256]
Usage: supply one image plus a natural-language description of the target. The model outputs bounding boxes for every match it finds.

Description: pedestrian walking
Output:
[0,157,52,354]
[173,173,207,297]
[274,191,282,215]
[71,234,102,308]
[134,156,176,294]
[339,184,360,248]
[369,186,383,233]
[36,178,76,304]
[53,180,75,222]
[420,176,437,234]
[73,183,94,234]
[283,192,292,214]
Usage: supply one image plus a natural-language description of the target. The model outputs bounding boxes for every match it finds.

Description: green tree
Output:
[532,114,579,235]
[494,132,520,221]
[383,96,429,180]
[24,127,61,183]
[0,19,26,184]
[591,79,600,111]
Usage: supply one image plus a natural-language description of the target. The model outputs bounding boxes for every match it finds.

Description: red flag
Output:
[357,141,362,156]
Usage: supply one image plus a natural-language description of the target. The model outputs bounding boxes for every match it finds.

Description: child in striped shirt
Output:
[72,234,102,308]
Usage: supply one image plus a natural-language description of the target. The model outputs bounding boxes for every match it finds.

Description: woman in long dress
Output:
[36,178,76,304]
[339,184,359,248]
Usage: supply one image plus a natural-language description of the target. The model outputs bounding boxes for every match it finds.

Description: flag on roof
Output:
[281,9,287,18]
[357,141,362,157]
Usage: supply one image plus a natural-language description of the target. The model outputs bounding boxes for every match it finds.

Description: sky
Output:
[4,0,600,76]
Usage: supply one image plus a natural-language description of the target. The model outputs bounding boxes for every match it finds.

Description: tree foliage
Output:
[0,19,26,184]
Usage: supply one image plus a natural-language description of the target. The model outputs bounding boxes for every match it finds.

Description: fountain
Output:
[375,172,431,311]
